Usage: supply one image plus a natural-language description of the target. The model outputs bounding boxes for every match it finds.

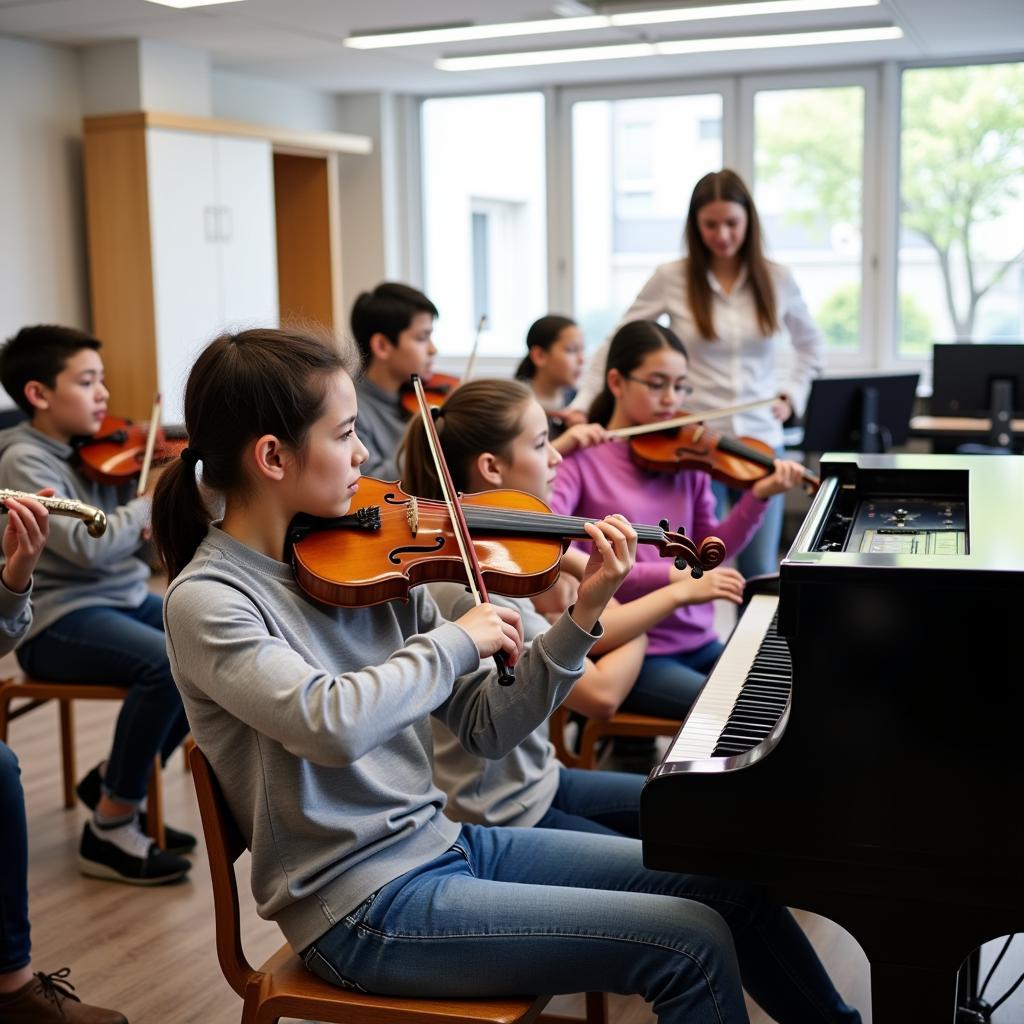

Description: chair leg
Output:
[182,734,196,773]
[584,991,609,1024]
[60,699,76,809]
[146,755,166,850]
[0,687,11,744]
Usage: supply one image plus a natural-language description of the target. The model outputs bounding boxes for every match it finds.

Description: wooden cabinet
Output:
[83,112,371,421]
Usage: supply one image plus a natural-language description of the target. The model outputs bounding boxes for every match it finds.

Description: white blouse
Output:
[574,259,824,448]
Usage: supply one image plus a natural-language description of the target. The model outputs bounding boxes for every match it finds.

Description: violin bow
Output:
[462,315,487,384]
[136,392,162,497]
[604,396,780,439]
[412,374,516,685]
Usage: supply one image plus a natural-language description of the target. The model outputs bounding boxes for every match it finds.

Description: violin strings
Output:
[361,500,669,543]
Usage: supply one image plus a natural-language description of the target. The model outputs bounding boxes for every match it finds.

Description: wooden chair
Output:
[549,705,679,771]
[0,676,166,849]
[191,744,611,1024]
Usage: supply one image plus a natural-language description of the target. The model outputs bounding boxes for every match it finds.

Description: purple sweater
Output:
[548,441,766,656]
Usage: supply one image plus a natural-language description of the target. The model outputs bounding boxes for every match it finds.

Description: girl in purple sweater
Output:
[548,320,805,718]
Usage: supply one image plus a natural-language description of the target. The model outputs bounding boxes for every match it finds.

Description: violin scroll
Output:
[656,519,725,579]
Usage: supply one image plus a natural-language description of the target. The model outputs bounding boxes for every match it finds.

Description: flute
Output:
[0,490,108,538]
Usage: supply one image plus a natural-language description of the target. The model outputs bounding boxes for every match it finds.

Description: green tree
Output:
[758,64,1024,343]
[816,283,933,354]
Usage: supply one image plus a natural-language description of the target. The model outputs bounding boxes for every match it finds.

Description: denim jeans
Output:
[623,639,726,719]
[712,473,786,581]
[304,824,860,1024]
[0,742,30,974]
[16,594,189,804]
[534,766,644,837]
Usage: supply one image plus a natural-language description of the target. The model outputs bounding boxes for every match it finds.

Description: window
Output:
[898,62,1024,358]
[421,93,546,359]
[571,93,724,348]
[753,84,866,354]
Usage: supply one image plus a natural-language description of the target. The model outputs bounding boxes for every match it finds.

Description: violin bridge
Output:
[406,496,419,537]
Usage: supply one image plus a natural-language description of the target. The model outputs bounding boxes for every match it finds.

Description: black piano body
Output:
[641,453,1024,1022]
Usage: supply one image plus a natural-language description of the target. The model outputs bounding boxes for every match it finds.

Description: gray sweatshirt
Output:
[430,584,560,828]
[163,526,600,953]
[0,424,151,639]
[0,579,31,656]
[353,376,410,481]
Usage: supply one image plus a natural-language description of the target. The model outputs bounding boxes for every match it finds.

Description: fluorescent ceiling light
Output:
[345,0,880,49]
[436,24,903,71]
[143,0,247,8]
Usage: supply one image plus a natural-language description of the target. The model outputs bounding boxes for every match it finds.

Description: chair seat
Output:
[251,944,549,1024]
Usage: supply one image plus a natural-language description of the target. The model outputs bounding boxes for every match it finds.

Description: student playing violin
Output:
[399,378,860,1024]
[515,316,590,437]
[573,170,824,579]
[0,325,194,887]
[152,324,774,1022]
[550,319,805,719]
[349,282,439,481]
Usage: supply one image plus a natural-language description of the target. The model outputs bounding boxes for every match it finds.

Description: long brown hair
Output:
[587,321,687,427]
[152,326,357,580]
[399,379,534,500]
[684,169,778,341]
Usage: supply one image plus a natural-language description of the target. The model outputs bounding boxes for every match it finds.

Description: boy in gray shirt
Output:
[350,282,438,480]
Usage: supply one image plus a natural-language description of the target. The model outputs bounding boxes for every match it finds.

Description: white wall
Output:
[212,70,342,133]
[0,34,88,408]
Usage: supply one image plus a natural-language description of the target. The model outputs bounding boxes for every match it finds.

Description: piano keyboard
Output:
[663,594,791,766]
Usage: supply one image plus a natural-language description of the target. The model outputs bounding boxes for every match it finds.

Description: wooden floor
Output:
[4,650,1021,1023]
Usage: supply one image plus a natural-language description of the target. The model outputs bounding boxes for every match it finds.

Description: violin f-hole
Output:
[388,536,446,564]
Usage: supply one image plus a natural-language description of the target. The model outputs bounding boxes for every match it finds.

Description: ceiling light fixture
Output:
[143,0,248,8]
[435,24,903,71]
[345,0,880,49]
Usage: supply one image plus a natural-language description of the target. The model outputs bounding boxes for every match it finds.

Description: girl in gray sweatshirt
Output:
[154,326,754,1024]
[406,379,860,1024]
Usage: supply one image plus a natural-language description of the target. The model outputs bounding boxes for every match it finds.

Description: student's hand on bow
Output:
[456,603,525,667]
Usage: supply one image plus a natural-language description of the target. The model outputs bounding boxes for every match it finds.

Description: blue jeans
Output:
[534,768,859,1023]
[534,766,644,836]
[16,595,189,804]
[304,824,860,1024]
[712,474,786,581]
[0,742,30,974]
[624,639,726,719]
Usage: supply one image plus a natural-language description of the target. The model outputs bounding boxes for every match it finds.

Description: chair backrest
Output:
[189,744,258,999]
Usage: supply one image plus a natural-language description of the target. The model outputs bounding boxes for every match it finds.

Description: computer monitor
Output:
[931,343,1024,418]
[800,373,920,454]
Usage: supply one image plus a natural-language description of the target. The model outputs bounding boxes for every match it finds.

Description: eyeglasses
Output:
[625,375,694,397]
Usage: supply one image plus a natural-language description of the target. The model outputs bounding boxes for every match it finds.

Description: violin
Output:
[399,372,460,417]
[286,476,726,609]
[75,414,187,488]
[628,420,820,493]
[397,315,487,417]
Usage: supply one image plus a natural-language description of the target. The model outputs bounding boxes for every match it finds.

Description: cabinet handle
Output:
[219,206,233,242]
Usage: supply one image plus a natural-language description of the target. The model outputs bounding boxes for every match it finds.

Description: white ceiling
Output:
[0,0,1021,94]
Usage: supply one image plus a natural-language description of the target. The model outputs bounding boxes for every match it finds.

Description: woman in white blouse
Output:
[574,169,824,578]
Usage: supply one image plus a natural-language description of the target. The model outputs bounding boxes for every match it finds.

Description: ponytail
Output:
[152,456,209,582]
[399,379,534,500]
[152,325,357,580]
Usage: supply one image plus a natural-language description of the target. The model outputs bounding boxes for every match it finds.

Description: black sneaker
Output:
[75,764,197,855]
[79,821,190,886]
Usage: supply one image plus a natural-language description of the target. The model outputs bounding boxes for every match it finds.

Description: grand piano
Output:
[641,453,1024,1023]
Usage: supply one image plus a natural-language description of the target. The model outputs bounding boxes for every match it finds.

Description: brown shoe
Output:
[0,968,127,1023]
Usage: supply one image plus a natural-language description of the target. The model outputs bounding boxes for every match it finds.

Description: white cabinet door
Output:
[214,135,279,330]
[146,128,221,423]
